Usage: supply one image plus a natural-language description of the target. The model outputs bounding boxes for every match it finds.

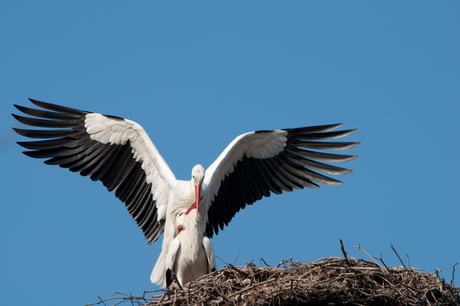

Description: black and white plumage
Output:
[13,98,359,287]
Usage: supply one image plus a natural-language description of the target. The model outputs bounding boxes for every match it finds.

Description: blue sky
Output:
[1,1,459,305]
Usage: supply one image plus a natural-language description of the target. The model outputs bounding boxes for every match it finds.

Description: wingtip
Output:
[336,128,359,140]
[11,113,22,121]
[21,150,36,158]
[24,98,88,114]
[28,98,41,104]
[28,98,51,108]
[319,179,344,186]
[351,141,361,148]
[28,98,43,106]
[348,154,358,161]
[349,142,360,149]
[326,123,344,130]
[344,168,353,174]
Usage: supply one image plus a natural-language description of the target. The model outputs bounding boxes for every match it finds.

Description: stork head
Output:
[186,164,205,219]
[176,224,185,236]
[191,164,205,186]
[175,211,186,236]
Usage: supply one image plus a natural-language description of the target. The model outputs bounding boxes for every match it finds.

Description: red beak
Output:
[194,184,201,219]
[185,184,201,219]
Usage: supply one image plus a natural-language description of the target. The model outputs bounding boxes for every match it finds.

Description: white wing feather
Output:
[203,236,216,273]
[85,113,177,221]
[202,130,287,209]
[166,238,181,275]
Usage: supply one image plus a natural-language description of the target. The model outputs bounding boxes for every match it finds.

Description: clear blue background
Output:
[1,2,459,305]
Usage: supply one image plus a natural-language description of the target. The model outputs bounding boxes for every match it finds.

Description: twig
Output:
[173,272,183,290]
[352,243,384,270]
[451,262,458,287]
[228,278,278,298]
[227,263,247,278]
[435,268,441,279]
[86,294,157,306]
[276,259,286,268]
[213,283,232,304]
[157,291,168,304]
[260,257,270,267]
[216,255,226,266]
[390,243,406,269]
[233,251,240,265]
[372,253,392,274]
[127,293,133,306]
[406,254,411,268]
[340,239,350,266]
[95,295,107,306]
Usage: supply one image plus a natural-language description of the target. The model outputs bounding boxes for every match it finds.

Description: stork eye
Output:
[179,212,185,217]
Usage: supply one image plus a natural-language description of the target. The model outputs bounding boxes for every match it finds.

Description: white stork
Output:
[166,210,216,287]
[13,99,359,287]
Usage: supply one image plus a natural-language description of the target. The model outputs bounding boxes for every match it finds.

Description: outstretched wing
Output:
[13,99,177,244]
[202,124,359,237]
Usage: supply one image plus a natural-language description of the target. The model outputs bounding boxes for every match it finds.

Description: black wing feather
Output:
[13,99,163,244]
[205,125,359,238]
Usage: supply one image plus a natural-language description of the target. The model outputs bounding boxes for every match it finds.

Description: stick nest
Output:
[90,257,460,306]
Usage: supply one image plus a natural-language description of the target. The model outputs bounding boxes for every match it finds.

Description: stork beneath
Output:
[166,210,216,288]
[13,99,359,287]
